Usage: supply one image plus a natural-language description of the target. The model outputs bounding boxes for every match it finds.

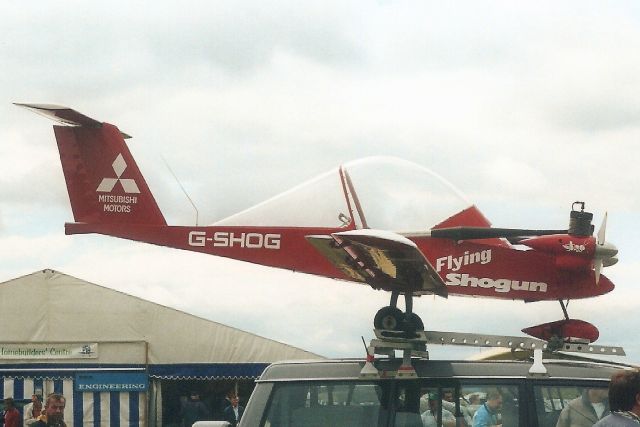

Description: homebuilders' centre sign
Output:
[0,343,98,359]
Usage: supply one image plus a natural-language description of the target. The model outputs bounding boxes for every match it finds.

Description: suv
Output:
[239,356,630,427]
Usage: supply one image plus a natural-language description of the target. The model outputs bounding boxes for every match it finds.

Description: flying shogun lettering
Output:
[189,231,281,249]
[436,249,492,272]
[444,274,547,293]
[435,249,547,294]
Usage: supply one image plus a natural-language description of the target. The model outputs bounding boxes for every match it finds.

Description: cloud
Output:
[2,0,640,361]
[0,127,67,207]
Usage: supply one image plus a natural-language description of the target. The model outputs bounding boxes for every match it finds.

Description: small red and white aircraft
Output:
[17,103,619,344]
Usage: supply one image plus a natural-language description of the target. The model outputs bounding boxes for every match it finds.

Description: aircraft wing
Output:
[306,229,447,297]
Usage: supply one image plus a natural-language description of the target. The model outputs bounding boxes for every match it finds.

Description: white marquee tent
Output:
[0,269,322,426]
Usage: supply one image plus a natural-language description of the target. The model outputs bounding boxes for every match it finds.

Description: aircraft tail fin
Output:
[16,104,167,226]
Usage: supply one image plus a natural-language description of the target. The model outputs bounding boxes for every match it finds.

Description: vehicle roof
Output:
[258,358,629,383]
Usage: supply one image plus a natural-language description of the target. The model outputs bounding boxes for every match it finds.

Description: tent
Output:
[0,269,322,426]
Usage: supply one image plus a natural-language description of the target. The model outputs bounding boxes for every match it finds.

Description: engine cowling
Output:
[520,234,595,271]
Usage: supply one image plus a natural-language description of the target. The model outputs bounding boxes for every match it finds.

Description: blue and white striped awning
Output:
[0,375,145,426]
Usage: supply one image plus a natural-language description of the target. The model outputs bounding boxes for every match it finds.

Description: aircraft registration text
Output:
[188,231,281,249]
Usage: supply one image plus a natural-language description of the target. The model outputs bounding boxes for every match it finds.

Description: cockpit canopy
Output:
[214,156,471,231]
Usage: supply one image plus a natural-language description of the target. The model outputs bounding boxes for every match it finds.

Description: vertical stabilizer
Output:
[18,104,166,226]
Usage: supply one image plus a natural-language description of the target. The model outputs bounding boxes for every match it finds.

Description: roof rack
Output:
[360,329,625,378]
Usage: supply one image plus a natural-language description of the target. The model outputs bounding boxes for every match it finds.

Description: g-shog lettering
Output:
[189,231,281,249]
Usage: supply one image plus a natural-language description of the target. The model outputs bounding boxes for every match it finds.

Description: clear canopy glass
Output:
[213,156,471,231]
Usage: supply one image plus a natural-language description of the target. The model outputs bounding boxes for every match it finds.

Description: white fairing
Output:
[214,156,471,230]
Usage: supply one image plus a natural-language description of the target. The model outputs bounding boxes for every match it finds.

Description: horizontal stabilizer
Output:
[14,103,131,138]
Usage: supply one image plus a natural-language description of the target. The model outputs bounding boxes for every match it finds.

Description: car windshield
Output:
[213,156,471,230]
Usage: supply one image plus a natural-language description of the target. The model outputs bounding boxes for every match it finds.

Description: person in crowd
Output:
[32,393,66,427]
[2,398,20,427]
[463,394,482,426]
[219,389,235,417]
[421,392,456,427]
[556,388,610,427]
[442,390,457,415]
[223,394,244,427]
[24,394,43,426]
[181,391,210,427]
[594,369,640,426]
[473,389,502,427]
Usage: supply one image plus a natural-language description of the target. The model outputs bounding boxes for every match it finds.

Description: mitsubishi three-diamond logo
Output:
[96,154,140,214]
[97,154,140,193]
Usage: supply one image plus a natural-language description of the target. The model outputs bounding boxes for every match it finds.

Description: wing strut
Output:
[339,166,368,229]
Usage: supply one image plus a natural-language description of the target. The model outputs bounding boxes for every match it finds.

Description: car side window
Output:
[533,385,609,427]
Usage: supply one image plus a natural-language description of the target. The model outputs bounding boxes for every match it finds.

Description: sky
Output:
[1,1,640,362]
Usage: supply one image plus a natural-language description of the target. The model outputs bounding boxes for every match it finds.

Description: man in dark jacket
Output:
[181,391,210,426]
[223,395,244,427]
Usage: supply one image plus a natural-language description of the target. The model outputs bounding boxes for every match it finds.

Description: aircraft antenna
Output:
[161,155,199,226]
[361,336,370,355]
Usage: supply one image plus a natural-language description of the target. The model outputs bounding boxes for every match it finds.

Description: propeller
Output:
[593,212,619,284]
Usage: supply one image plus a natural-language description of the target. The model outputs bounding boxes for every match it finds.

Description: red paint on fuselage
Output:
[66,218,614,302]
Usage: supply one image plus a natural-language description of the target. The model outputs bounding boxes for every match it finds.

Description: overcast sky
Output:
[1,1,640,361]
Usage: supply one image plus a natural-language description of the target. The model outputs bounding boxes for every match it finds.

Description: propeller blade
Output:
[597,212,607,245]
[593,212,618,285]
[595,259,603,285]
